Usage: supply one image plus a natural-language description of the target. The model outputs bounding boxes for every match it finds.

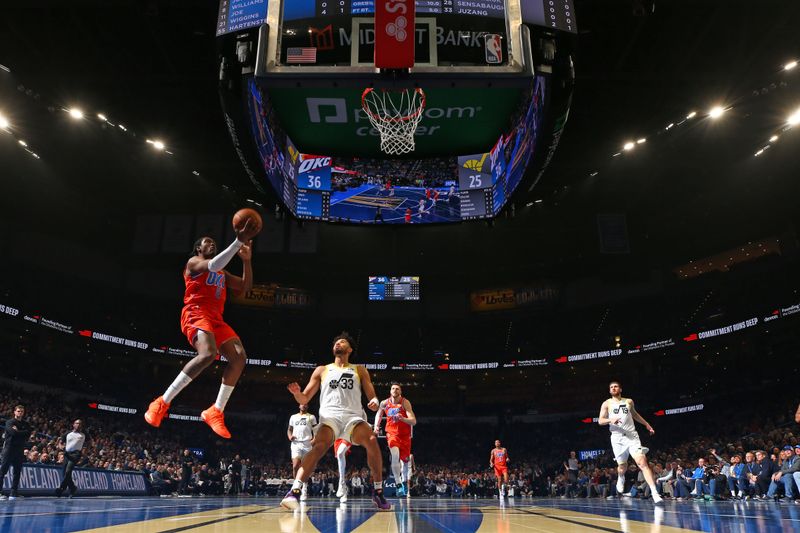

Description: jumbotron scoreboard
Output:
[218,0,577,36]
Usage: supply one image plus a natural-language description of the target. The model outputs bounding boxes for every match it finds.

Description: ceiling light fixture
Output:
[68,108,84,119]
[623,142,635,151]
[708,106,726,119]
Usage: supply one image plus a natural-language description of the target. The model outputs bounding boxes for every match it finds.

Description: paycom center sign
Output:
[266,87,523,158]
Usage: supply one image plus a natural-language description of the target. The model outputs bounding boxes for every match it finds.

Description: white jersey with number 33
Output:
[319,363,363,418]
[608,398,636,435]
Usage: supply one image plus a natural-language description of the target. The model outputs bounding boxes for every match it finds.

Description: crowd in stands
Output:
[3,382,798,503]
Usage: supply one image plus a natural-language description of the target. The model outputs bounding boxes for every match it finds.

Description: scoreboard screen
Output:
[282,0,576,33]
[369,276,421,301]
[216,0,269,36]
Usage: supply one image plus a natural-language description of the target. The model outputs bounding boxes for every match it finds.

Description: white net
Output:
[361,88,426,155]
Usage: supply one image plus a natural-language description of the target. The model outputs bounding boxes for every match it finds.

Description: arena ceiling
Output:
[1,0,798,282]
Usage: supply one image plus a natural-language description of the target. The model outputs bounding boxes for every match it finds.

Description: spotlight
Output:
[118,124,127,131]
[665,123,674,130]
[785,61,798,71]
[788,109,800,126]
[636,138,646,144]
[153,140,165,151]
[769,135,779,143]
[623,141,635,151]
[18,140,27,147]
[97,113,107,121]
[68,108,84,119]
[0,114,9,129]
[686,111,697,119]
[708,106,726,119]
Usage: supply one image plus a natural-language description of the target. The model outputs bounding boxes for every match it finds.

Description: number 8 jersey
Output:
[319,363,363,417]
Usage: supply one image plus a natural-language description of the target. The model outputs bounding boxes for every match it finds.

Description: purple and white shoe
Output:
[281,488,301,510]
[372,489,392,511]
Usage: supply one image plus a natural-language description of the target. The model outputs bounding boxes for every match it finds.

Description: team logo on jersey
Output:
[295,419,308,426]
[329,373,355,390]
[612,406,629,415]
[206,272,225,299]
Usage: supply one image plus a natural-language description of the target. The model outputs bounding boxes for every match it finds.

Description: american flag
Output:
[287,47,317,64]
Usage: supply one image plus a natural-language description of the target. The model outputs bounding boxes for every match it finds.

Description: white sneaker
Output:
[340,493,348,503]
[623,492,633,497]
[652,493,664,504]
[7,496,16,501]
[336,484,345,498]
[300,485,307,502]
[617,481,625,494]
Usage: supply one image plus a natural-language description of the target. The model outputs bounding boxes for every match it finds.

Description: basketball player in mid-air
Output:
[144,221,259,438]
[490,440,510,498]
[598,381,663,504]
[374,383,416,497]
[282,332,390,511]
[287,404,317,501]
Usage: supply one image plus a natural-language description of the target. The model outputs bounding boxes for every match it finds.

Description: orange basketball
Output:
[232,208,262,236]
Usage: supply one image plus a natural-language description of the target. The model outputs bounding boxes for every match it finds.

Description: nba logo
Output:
[484,34,503,64]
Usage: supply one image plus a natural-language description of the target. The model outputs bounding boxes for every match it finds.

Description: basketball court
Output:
[3,496,798,532]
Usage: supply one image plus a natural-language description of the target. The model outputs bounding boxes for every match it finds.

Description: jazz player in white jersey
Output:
[598,381,663,504]
[287,404,317,501]
[282,332,391,511]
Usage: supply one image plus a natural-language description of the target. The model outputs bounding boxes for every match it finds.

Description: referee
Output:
[55,419,86,498]
[0,405,33,500]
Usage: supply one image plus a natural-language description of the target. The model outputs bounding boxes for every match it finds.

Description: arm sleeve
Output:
[207,239,244,273]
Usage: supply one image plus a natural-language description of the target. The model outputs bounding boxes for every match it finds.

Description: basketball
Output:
[232,208,262,236]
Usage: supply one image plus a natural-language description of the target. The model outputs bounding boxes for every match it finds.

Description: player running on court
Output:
[374,383,416,497]
[282,332,391,511]
[598,380,663,504]
[287,404,316,501]
[144,222,259,438]
[490,440,510,498]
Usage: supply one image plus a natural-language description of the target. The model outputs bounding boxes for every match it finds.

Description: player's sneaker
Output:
[300,484,307,502]
[372,489,392,511]
[336,483,345,498]
[396,483,406,497]
[281,488,301,510]
[340,492,348,503]
[616,479,625,495]
[652,493,664,504]
[200,405,231,439]
[144,396,170,428]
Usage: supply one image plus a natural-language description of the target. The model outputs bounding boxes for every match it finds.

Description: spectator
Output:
[766,447,799,500]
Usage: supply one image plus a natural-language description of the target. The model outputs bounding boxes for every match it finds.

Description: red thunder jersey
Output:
[492,448,508,467]
[384,397,411,439]
[183,268,226,316]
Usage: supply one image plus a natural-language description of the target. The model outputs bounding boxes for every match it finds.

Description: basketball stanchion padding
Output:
[375,0,416,69]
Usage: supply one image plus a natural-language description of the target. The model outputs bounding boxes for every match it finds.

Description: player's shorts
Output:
[180,305,238,349]
[387,434,412,462]
[494,465,508,478]
[334,439,352,457]
[611,431,649,464]
[291,440,312,459]
[319,410,368,442]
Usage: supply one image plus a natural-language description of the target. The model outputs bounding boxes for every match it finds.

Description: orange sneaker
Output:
[201,405,231,439]
[144,396,170,428]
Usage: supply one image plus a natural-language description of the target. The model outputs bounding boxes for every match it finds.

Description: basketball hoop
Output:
[361,88,426,155]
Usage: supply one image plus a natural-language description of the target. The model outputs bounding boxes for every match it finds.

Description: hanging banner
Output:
[230,284,313,309]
